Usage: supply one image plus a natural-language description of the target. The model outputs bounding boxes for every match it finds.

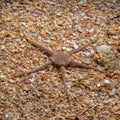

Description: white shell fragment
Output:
[97,83,101,87]
[9,79,16,83]
[110,88,116,96]
[1,45,5,49]
[97,45,111,54]
[73,43,79,49]
[104,79,110,84]
[77,25,83,32]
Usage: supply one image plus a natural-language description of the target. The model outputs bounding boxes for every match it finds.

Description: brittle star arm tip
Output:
[27,39,54,56]
[15,61,52,77]
[68,40,95,55]
[60,65,70,98]
[70,60,102,72]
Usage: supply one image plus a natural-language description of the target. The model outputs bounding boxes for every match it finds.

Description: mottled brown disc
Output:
[51,51,71,66]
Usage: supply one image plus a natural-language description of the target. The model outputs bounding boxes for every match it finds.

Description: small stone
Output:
[73,43,79,49]
[97,45,111,54]
[110,88,116,96]
[82,59,91,64]
[112,36,119,40]
[97,83,101,87]
[66,48,72,51]
[89,28,95,33]
[107,41,113,44]
[80,12,85,16]
[62,46,66,50]
[104,79,110,84]
[1,45,5,49]
[21,22,29,28]
[83,52,91,57]
[9,79,15,83]
[77,25,83,32]
[0,75,6,78]
[40,70,46,74]
[15,38,20,42]
[29,78,35,82]
[44,39,51,43]
[42,109,49,115]
[79,0,87,4]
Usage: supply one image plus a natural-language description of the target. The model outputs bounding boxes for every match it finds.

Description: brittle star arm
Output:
[60,65,70,98]
[68,41,95,55]
[27,39,54,56]
[15,61,53,77]
[70,60,102,72]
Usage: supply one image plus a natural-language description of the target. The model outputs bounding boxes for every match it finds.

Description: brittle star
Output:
[16,39,102,99]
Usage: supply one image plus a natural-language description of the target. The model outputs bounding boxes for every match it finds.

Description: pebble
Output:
[0,75,6,78]
[97,83,101,87]
[79,0,87,4]
[97,45,111,54]
[29,78,35,82]
[89,28,95,33]
[77,25,83,32]
[109,88,116,96]
[107,41,113,44]
[42,109,49,115]
[104,79,110,84]
[112,35,119,40]
[1,45,5,50]
[82,59,91,64]
[73,43,79,49]
[80,12,85,16]
[40,70,46,74]
[9,79,16,83]
[83,52,91,57]
[21,22,29,28]
[65,47,72,51]
[44,39,51,43]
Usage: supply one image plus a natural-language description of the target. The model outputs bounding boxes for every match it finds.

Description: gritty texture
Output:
[0,0,120,120]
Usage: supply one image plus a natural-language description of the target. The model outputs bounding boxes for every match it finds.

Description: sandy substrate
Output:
[0,0,120,120]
